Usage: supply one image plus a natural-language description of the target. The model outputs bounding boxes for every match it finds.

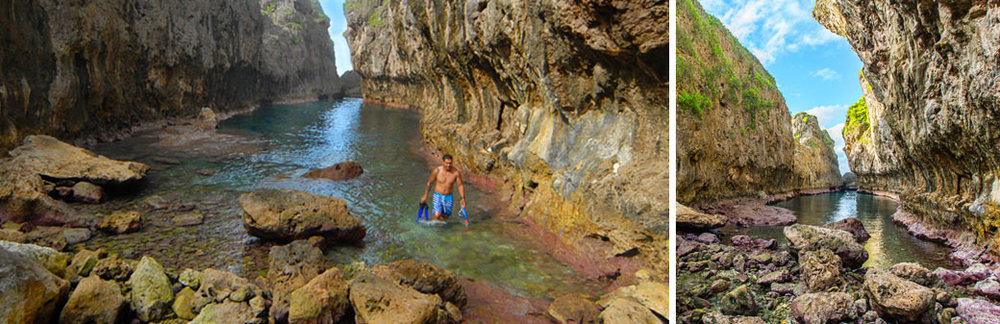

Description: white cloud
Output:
[704,0,842,65]
[825,123,850,174]
[810,68,840,80]
[804,104,848,128]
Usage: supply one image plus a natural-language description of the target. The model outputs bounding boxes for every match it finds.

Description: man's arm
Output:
[457,171,466,207]
[420,167,438,203]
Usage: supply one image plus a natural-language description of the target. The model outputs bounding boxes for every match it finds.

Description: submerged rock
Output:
[305,161,364,181]
[0,243,70,324]
[823,217,869,242]
[784,224,868,268]
[240,188,366,243]
[59,276,126,324]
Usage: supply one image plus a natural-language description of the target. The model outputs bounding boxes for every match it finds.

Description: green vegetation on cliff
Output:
[679,92,712,117]
[677,0,776,129]
[845,96,869,141]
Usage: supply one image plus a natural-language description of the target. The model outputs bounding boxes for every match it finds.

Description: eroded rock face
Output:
[240,189,366,242]
[345,0,668,272]
[0,0,343,151]
[678,1,837,206]
[791,113,843,190]
[814,0,1000,260]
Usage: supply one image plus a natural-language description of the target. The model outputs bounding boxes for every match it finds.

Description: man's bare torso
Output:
[434,166,459,194]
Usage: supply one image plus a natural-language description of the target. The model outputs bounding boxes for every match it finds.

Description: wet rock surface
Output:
[240,188,366,243]
[304,161,364,181]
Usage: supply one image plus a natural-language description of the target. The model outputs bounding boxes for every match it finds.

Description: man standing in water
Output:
[420,154,466,221]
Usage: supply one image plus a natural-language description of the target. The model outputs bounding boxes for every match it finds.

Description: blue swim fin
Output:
[417,202,429,221]
[460,207,469,226]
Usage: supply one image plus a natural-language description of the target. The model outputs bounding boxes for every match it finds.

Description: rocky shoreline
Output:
[678,222,1000,323]
[0,106,667,323]
[687,188,846,227]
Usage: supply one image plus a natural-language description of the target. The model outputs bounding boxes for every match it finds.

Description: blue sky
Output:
[318,0,353,74]
[701,0,863,174]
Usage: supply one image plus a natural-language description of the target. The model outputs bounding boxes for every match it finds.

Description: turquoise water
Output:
[79,99,598,298]
[728,191,955,269]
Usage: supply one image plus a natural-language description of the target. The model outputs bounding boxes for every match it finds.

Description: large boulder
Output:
[790,292,855,324]
[190,300,267,324]
[348,272,450,324]
[864,269,935,322]
[269,239,326,323]
[677,204,726,231]
[548,293,600,324]
[373,259,467,307]
[0,136,148,225]
[305,161,364,181]
[822,217,869,242]
[240,189,366,242]
[800,249,842,292]
[784,224,868,268]
[126,256,174,322]
[288,267,351,324]
[0,244,70,324]
[59,276,127,324]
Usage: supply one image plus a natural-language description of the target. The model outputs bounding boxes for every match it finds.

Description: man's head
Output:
[442,154,453,170]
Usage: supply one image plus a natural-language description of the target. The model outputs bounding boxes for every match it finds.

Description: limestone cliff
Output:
[816,0,1000,258]
[0,0,342,151]
[791,112,843,189]
[345,0,668,268]
[678,0,837,205]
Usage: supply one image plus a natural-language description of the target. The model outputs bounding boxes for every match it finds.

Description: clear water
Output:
[727,191,955,269]
[78,99,599,298]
